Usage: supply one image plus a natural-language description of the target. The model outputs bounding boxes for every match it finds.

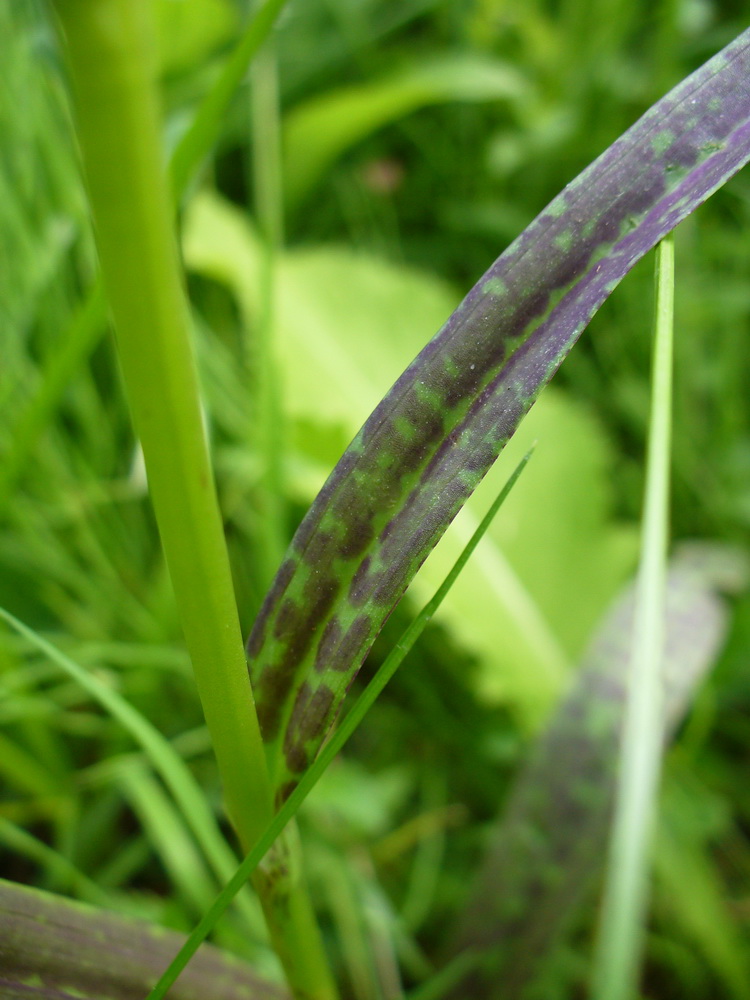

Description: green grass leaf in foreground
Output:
[0,606,259,930]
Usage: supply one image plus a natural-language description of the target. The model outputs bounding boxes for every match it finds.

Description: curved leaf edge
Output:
[247,28,750,799]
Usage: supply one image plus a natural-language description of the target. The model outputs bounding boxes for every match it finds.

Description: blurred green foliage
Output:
[2,0,750,997]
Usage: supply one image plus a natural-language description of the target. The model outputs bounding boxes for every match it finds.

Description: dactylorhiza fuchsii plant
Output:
[1,2,750,999]
[244,32,750,799]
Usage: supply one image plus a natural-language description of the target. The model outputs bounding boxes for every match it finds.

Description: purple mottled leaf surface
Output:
[0,878,289,1000]
[445,543,746,1000]
[246,29,750,800]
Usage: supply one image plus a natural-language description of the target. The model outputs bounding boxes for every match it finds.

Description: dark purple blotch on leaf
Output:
[246,30,750,797]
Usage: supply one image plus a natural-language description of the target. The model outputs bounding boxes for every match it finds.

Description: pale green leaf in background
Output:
[155,0,238,78]
[414,394,638,722]
[282,55,530,208]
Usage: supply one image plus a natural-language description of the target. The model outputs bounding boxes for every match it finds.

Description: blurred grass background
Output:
[2,0,750,997]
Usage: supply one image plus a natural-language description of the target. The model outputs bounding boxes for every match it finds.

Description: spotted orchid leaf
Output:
[182,200,636,721]
[446,543,748,1000]
[0,877,289,1000]
[247,30,750,800]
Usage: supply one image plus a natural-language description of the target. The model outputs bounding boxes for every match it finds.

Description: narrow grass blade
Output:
[0,818,107,907]
[0,728,63,799]
[117,761,219,916]
[0,877,289,1000]
[144,451,532,1000]
[0,607,256,929]
[590,233,675,1000]
[246,30,750,800]
[0,0,291,505]
[169,0,290,201]
[248,42,287,591]
[0,282,107,504]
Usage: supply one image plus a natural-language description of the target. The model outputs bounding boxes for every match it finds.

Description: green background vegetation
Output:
[2,1,750,997]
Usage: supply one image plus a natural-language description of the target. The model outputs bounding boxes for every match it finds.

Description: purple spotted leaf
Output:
[445,543,747,999]
[247,30,750,800]
[0,877,289,1000]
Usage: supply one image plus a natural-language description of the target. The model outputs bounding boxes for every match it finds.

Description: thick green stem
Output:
[52,0,272,849]
[51,4,336,997]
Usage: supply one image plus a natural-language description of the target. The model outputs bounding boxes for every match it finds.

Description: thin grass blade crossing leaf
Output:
[143,450,532,1000]
[247,31,750,800]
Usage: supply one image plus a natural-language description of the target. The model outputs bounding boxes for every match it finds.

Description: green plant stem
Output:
[144,450,532,1000]
[51,0,272,848]
[50,5,336,998]
[589,233,675,1000]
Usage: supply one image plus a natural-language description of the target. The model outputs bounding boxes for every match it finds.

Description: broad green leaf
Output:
[283,55,529,208]
[183,189,456,467]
